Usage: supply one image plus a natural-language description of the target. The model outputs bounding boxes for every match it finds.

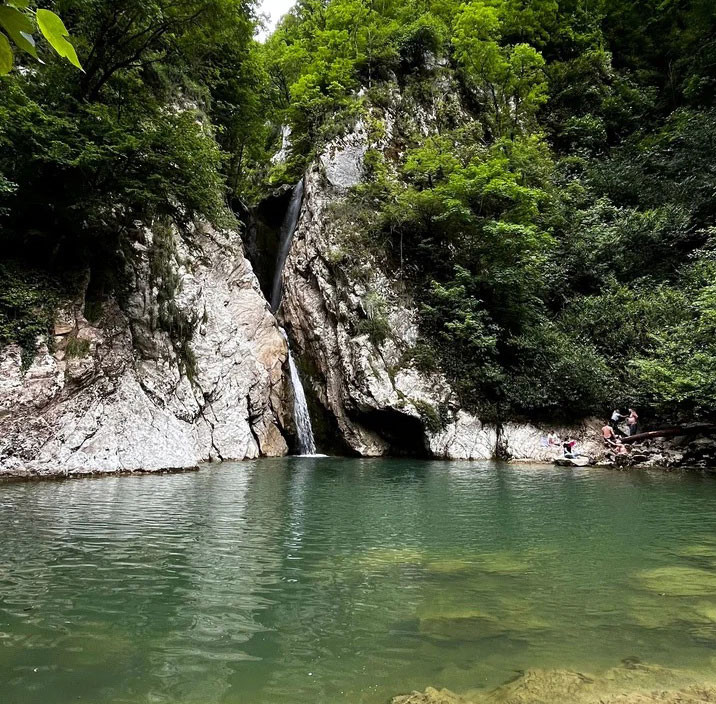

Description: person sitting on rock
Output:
[547,431,560,446]
[563,439,577,458]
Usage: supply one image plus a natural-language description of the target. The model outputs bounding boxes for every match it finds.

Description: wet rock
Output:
[486,668,593,703]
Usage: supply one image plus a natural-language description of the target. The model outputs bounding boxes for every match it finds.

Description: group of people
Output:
[601,408,640,455]
[541,408,641,460]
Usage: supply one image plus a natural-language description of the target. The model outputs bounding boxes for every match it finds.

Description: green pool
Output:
[2,459,716,703]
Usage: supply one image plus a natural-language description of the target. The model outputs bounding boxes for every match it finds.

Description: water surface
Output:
[2,459,716,703]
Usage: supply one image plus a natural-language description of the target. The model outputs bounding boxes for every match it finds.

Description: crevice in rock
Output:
[236,187,295,302]
[199,403,223,462]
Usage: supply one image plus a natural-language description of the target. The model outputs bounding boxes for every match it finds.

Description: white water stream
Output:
[280,329,317,456]
[271,180,318,456]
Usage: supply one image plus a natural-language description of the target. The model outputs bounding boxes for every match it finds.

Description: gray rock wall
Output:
[0,221,289,477]
[279,140,499,458]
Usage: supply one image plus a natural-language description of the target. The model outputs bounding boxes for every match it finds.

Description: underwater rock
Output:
[356,547,426,570]
[598,683,716,704]
[425,559,476,575]
[391,686,473,704]
[676,544,716,561]
[392,662,716,704]
[475,552,531,576]
[635,566,716,597]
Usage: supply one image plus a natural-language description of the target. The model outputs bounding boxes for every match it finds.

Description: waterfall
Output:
[280,329,317,456]
[270,179,304,312]
[270,179,317,455]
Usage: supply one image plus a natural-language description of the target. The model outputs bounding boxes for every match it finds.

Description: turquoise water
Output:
[2,459,716,703]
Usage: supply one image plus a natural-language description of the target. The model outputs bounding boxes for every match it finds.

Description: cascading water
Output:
[271,179,318,456]
[280,329,317,456]
[271,179,305,312]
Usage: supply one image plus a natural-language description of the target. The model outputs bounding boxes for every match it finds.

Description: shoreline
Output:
[0,464,201,483]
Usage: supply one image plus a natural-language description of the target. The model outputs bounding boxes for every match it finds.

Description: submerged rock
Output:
[391,662,716,704]
[392,687,472,704]
[677,544,716,561]
[486,668,594,703]
[425,559,476,575]
[634,566,716,597]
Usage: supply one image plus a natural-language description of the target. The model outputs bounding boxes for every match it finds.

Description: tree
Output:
[452,1,548,138]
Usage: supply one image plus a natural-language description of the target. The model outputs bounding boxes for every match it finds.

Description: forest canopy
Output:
[1,0,715,422]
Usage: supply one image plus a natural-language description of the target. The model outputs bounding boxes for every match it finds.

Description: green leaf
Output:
[0,32,12,74]
[7,0,30,9]
[0,6,37,58]
[35,9,82,70]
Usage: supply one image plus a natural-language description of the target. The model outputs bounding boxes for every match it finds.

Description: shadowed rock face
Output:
[0,221,289,477]
[391,663,716,704]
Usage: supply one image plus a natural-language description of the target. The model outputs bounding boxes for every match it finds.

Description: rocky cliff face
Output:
[280,162,497,458]
[0,221,288,477]
[277,100,603,461]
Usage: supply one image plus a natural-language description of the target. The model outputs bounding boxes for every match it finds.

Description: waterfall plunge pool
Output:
[2,458,716,703]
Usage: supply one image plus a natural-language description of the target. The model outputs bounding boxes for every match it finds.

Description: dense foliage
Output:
[261,0,716,422]
[0,0,260,349]
[1,0,715,423]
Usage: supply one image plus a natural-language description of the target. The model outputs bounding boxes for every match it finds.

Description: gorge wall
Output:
[0,186,600,477]
[0,83,605,477]
[277,84,603,462]
[0,221,288,477]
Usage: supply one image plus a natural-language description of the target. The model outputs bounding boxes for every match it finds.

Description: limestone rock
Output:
[485,668,594,704]
[500,419,604,463]
[429,411,497,460]
[280,164,491,457]
[0,220,288,477]
[319,119,367,190]
[391,663,716,704]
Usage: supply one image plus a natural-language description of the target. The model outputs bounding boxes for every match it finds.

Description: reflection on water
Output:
[1,459,716,703]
